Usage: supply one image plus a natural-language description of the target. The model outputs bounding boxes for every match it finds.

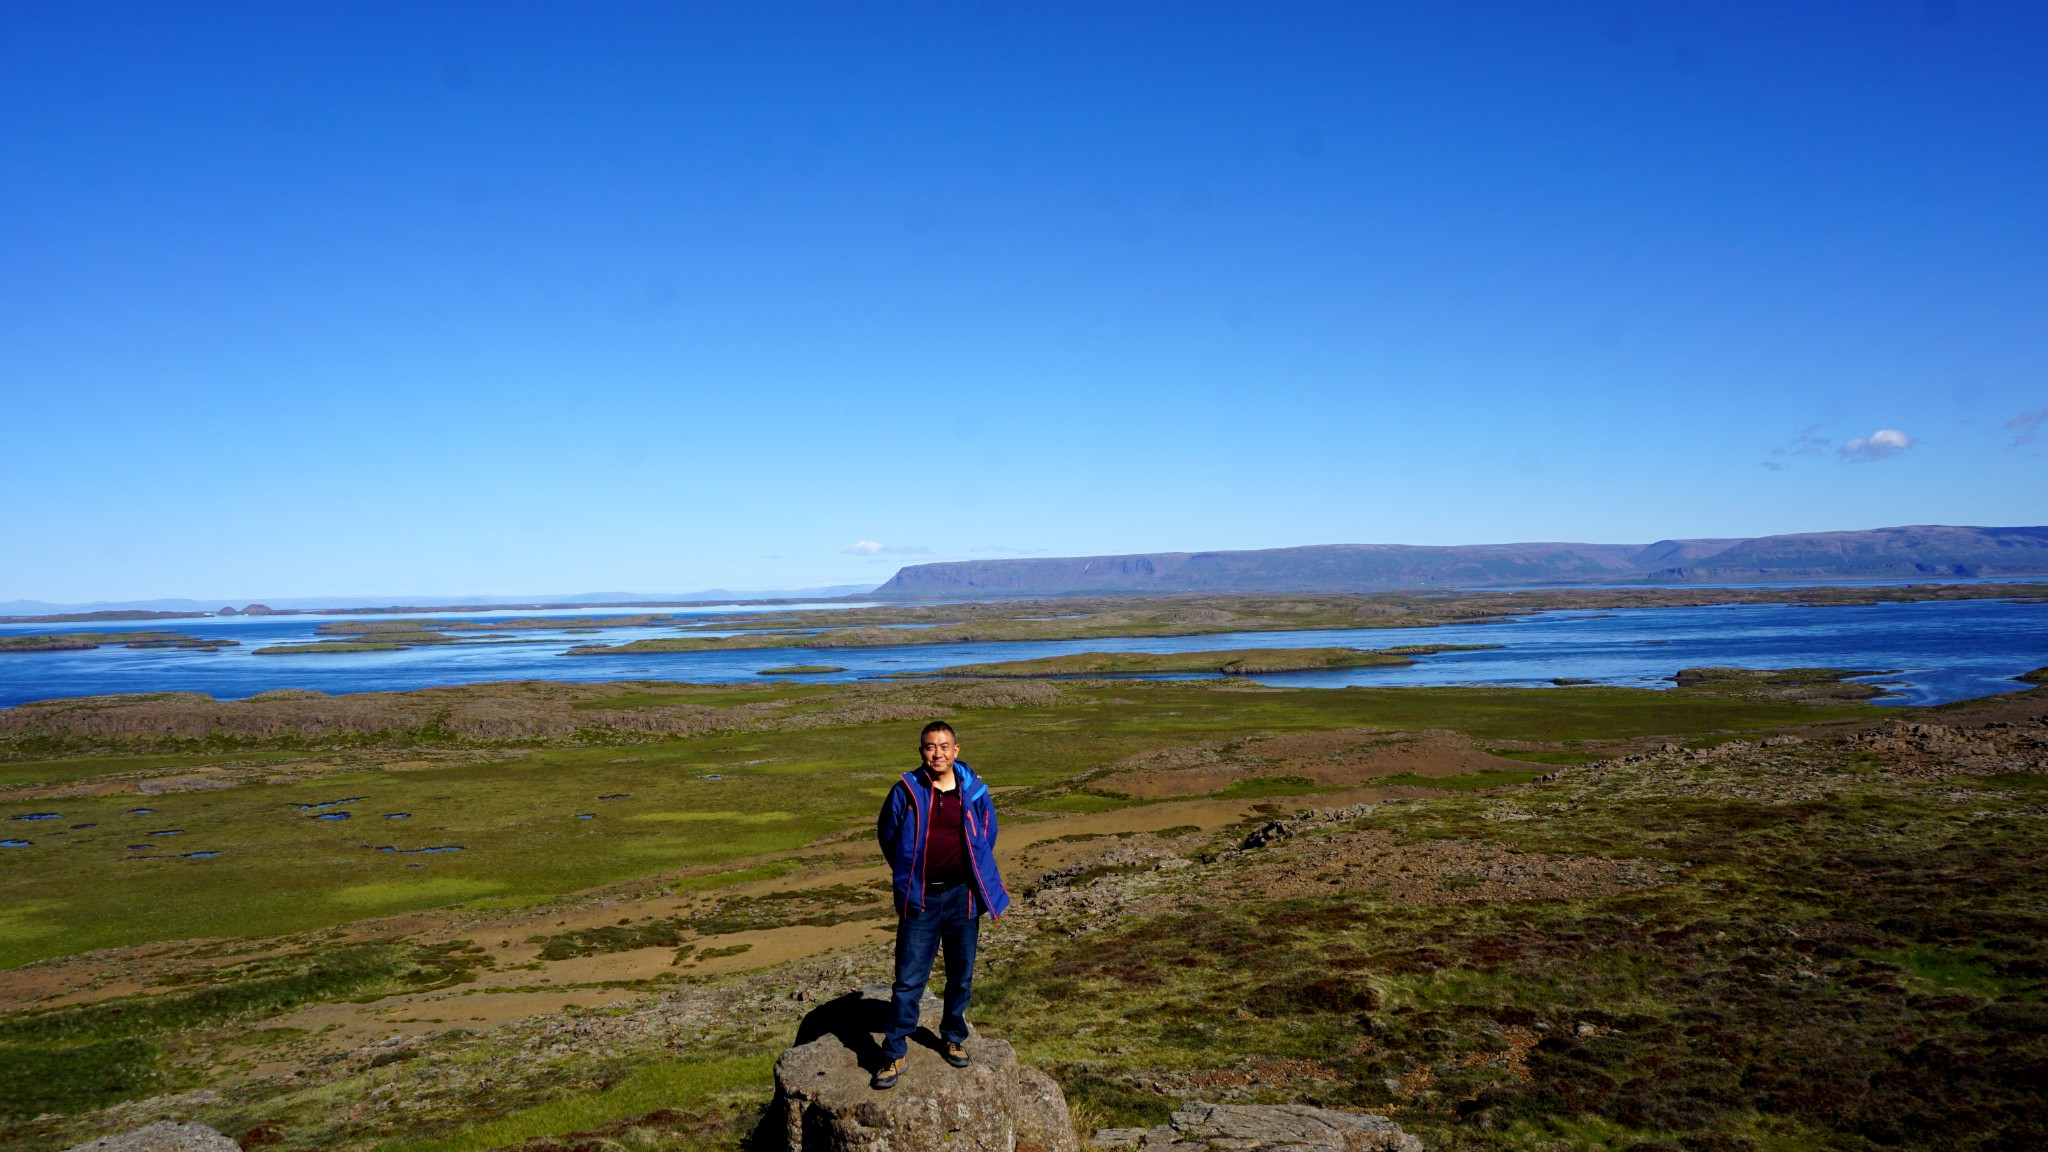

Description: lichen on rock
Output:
[60,1122,241,1152]
[772,984,1077,1152]
[1095,1102,1420,1152]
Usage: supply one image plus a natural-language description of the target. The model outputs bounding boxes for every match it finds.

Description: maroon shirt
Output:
[924,783,969,885]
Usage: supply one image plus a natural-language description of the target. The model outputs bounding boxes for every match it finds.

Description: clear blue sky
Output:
[4,2,2044,602]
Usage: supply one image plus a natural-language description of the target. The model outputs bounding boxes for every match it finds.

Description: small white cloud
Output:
[1837,428,1914,463]
[2007,408,2048,449]
[845,541,930,556]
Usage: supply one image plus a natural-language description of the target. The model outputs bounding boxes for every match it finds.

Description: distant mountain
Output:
[0,598,228,617]
[1647,525,2048,581]
[0,585,879,619]
[873,526,2048,597]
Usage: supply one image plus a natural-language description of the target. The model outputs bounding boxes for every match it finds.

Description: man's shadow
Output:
[792,990,946,1069]
[754,990,951,1152]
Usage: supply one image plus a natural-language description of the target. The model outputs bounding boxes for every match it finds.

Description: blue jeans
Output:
[881,881,980,1061]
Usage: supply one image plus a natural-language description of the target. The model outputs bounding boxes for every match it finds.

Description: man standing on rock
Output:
[872,720,1010,1089]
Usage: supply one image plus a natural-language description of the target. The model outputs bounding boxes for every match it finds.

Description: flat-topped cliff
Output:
[875,525,2048,597]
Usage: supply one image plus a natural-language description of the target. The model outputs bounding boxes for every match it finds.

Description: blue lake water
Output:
[0,598,2042,708]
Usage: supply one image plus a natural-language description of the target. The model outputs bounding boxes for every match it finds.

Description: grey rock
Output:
[62,1122,241,1152]
[1240,805,1376,851]
[1016,1066,1077,1152]
[1240,820,1294,850]
[773,985,1076,1152]
[1129,1102,1420,1152]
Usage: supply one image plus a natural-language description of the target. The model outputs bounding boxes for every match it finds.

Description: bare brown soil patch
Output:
[1097,729,1527,798]
[1242,727,1524,781]
[1233,827,1668,905]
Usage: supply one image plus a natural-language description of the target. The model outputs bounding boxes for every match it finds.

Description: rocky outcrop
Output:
[61,1122,241,1152]
[772,985,1076,1152]
[1095,1102,1419,1152]
[1240,804,1377,850]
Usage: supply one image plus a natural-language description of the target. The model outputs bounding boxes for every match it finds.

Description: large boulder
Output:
[62,1123,241,1152]
[1096,1102,1420,1152]
[772,984,1076,1152]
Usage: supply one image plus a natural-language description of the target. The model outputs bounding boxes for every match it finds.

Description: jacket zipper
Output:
[915,774,932,913]
[963,791,1002,922]
[905,769,1004,920]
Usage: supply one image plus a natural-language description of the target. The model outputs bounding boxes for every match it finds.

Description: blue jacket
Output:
[877,760,1011,920]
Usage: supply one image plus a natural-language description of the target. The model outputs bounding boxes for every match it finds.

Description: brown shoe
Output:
[944,1041,970,1068]
[871,1056,907,1090]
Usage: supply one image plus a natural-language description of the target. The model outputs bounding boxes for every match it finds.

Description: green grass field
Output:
[0,677,1880,970]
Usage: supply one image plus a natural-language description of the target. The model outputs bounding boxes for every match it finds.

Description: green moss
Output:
[0,941,491,1120]
[1028,790,1146,813]
[375,1053,771,1152]
[667,859,808,893]
[0,1038,165,1121]
[1055,1070,1175,1128]
[1884,943,2021,999]
[537,920,688,961]
[0,943,482,1044]
[687,884,889,935]
[330,878,508,910]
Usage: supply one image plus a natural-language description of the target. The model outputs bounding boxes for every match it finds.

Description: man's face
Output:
[919,729,958,774]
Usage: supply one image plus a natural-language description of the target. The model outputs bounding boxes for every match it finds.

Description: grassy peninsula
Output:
[253,631,478,655]
[903,644,1498,678]
[0,632,236,653]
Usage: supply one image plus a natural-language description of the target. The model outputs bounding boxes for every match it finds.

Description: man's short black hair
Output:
[920,720,956,741]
